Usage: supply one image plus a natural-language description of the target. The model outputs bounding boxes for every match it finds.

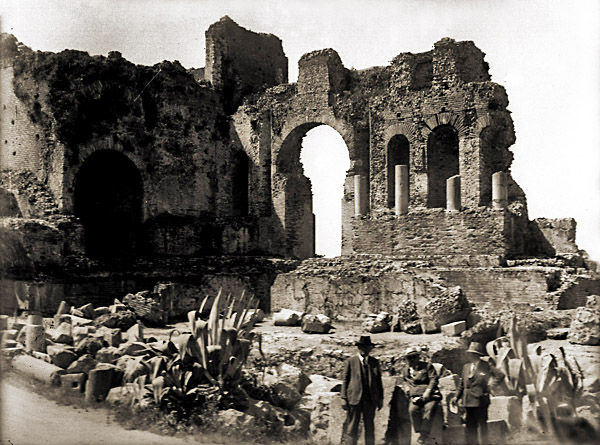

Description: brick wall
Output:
[0,67,43,173]
[347,208,511,264]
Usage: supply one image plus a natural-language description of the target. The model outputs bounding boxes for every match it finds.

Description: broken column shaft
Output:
[395,165,409,215]
[492,171,508,209]
[354,175,367,216]
[446,175,461,211]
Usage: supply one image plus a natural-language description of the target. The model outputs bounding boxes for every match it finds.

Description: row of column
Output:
[354,169,508,216]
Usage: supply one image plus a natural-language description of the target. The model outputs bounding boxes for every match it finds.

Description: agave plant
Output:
[486,315,584,436]
[134,289,260,418]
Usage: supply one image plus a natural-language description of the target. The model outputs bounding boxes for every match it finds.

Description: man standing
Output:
[401,347,441,444]
[454,342,505,445]
[341,335,384,445]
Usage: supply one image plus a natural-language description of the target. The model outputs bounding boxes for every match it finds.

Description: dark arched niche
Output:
[386,135,410,208]
[427,125,459,208]
[74,150,143,264]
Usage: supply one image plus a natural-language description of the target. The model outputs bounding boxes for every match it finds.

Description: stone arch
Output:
[74,149,143,264]
[386,134,410,208]
[426,124,459,208]
[272,118,355,259]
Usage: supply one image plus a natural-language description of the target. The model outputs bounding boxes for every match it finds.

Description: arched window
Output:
[387,135,410,208]
[427,125,459,208]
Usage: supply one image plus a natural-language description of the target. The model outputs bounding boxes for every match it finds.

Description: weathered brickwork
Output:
[0,19,596,316]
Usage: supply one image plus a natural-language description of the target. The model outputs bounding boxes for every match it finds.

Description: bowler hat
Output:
[356,335,375,347]
[466,342,485,355]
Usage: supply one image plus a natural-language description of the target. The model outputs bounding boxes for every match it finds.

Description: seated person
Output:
[400,347,442,444]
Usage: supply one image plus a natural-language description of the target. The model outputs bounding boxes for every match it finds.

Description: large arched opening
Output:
[74,150,143,264]
[387,134,410,208]
[275,123,351,258]
[427,125,459,208]
[300,126,350,257]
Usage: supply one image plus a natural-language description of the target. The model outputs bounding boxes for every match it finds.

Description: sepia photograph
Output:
[0,1,599,444]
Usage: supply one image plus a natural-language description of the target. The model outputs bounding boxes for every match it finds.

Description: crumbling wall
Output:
[533,218,579,255]
[205,16,288,114]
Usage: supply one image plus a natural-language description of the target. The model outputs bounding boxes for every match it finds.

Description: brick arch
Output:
[383,122,419,147]
[275,115,356,174]
[63,139,149,216]
[422,112,468,139]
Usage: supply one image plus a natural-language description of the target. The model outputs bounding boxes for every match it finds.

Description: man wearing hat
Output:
[341,335,384,445]
[454,342,505,445]
[400,347,441,444]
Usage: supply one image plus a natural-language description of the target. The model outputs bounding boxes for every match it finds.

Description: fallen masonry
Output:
[0,15,599,444]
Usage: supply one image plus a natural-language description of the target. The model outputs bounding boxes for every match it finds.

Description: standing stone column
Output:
[492,171,508,209]
[354,175,367,216]
[395,165,409,215]
[446,175,461,211]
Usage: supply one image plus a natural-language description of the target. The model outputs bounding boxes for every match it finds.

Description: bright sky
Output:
[2,0,599,259]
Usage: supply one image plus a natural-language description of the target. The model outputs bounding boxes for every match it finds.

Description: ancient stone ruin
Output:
[0,16,598,317]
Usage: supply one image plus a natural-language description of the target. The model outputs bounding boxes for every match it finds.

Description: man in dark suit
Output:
[341,335,384,445]
[454,342,505,445]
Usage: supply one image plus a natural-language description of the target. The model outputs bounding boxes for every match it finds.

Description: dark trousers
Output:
[343,399,376,445]
[408,399,438,435]
[465,406,488,445]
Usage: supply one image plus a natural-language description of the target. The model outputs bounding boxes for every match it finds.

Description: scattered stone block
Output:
[94,306,110,317]
[101,328,122,346]
[47,344,78,369]
[32,351,51,363]
[75,336,104,357]
[2,339,17,349]
[52,322,73,345]
[25,324,46,352]
[96,347,122,364]
[305,374,342,395]
[301,314,332,334]
[270,381,302,409]
[56,301,71,316]
[66,354,98,375]
[422,286,470,329]
[0,315,9,330]
[95,362,124,387]
[10,320,25,333]
[85,367,113,402]
[248,309,265,323]
[568,295,600,345]
[2,347,24,359]
[79,303,96,320]
[106,384,136,405]
[126,323,144,342]
[583,377,600,393]
[11,354,65,386]
[273,309,303,326]
[363,317,390,333]
[217,409,255,429]
[95,311,137,330]
[276,363,312,393]
[70,308,85,318]
[109,303,128,313]
[488,395,522,430]
[441,320,466,336]
[547,327,569,340]
[69,315,94,327]
[61,372,86,393]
